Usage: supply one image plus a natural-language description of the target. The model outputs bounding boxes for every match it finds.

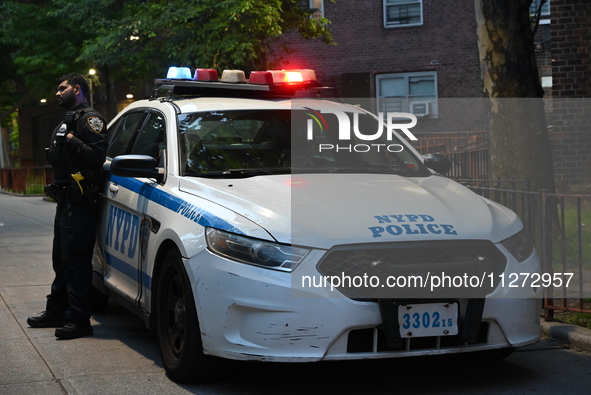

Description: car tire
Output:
[155,248,216,383]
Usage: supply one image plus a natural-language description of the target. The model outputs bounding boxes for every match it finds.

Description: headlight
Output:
[205,228,310,272]
[500,228,534,262]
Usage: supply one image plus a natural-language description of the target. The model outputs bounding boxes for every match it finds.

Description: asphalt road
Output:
[1,193,591,395]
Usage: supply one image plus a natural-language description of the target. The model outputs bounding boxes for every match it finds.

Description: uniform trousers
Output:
[46,197,97,325]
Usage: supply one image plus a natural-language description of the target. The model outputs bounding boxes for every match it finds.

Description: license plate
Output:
[398,302,459,338]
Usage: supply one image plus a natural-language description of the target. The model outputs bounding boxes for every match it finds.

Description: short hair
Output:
[56,73,90,99]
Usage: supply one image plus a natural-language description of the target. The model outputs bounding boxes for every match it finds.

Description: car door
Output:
[97,110,166,305]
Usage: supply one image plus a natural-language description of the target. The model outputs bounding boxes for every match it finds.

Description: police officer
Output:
[27,73,108,339]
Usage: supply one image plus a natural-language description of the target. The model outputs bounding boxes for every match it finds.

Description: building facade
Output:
[270,0,588,192]
[550,0,591,192]
[273,0,483,115]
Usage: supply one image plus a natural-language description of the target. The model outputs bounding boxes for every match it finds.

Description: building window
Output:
[310,0,324,19]
[530,0,550,24]
[376,72,437,117]
[383,0,423,28]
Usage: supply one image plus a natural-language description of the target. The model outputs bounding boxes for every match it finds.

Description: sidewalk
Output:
[0,193,168,394]
[541,320,591,353]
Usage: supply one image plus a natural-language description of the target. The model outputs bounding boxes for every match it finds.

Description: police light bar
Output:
[152,67,338,99]
[154,66,336,99]
[164,66,318,83]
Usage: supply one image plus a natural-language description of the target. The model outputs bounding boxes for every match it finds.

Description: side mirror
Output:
[110,155,164,182]
[423,153,451,174]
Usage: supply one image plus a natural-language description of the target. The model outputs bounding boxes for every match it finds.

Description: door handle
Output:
[109,183,119,194]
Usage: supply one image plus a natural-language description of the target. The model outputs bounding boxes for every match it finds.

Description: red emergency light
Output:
[194,69,218,81]
[248,71,274,85]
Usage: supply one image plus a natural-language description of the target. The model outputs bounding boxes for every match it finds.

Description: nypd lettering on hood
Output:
[369,214,458,238]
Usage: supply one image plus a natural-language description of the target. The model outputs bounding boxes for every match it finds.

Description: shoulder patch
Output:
[87,116,105,133]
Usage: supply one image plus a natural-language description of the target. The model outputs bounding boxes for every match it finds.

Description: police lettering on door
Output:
[105,206,140,258]
[368,214,458,238]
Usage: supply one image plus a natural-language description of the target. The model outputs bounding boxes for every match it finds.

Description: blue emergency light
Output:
[166,67,192,79]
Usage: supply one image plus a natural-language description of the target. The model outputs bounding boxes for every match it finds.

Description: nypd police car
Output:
[92,67,541,382]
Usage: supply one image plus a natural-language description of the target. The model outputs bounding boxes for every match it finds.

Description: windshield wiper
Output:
[225,168,276,175]
[189,168,290,178]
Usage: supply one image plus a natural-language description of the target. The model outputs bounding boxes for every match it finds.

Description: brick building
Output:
[272,0,485,135]
[269,0,588,192]
[550,0,591,192]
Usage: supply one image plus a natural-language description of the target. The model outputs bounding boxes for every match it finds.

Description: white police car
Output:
[92,67,541,382]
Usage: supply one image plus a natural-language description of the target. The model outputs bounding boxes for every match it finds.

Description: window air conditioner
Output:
[411,101,430,117]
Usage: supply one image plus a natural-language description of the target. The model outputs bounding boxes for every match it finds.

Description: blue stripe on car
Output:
[104,175,244,292]
[111,175,243,232]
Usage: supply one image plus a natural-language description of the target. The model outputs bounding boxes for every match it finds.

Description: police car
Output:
[92,67,541,382]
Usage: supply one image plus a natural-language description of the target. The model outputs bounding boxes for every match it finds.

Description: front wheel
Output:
[155,248,216,382]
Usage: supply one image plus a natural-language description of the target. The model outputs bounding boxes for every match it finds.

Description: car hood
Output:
[179,174,521,249]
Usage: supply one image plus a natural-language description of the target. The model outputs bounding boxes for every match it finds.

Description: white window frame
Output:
[375,72,438,117]
[310,0,324,19]
[530,0,550,25]
[383,0,423,28]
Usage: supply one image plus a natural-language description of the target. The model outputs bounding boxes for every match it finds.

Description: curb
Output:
[541,321,591,353]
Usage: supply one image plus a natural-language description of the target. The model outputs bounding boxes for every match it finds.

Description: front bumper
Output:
[187,247,541,362]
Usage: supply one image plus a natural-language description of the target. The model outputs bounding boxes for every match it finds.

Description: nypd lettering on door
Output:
[105,205,140,259]
[368,214,458,238]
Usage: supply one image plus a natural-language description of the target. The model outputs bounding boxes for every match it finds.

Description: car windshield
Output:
[178,109,429,178]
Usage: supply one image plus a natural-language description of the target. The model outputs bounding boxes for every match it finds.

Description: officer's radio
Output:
[55,123,68,146]
[64,110,76,125]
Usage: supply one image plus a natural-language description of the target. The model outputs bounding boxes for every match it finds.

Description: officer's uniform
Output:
[45,102,108,327]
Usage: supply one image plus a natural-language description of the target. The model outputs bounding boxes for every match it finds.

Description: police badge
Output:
[87,116,104,133]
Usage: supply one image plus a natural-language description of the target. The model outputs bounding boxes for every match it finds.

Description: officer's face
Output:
[56,81,78,109]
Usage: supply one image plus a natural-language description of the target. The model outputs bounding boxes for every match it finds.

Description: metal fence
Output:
[447,149,488,179]
[458,179,591,319]
[0,167,53,194]
[544,192,591,319]
[416,137,591,318]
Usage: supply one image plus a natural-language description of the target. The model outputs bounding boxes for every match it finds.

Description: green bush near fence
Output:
[554,310,591,329]
[553,203,591,265]
[25,174,45,194]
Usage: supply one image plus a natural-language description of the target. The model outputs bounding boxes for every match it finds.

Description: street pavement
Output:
[1,192,591,394]
[0,193,172,394]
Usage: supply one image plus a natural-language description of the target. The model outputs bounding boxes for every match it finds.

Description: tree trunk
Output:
[96,65,119,122]
[475,0,556,192]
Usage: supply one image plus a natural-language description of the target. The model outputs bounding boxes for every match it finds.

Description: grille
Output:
[346,322,490,353]
[316,241,507,299]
